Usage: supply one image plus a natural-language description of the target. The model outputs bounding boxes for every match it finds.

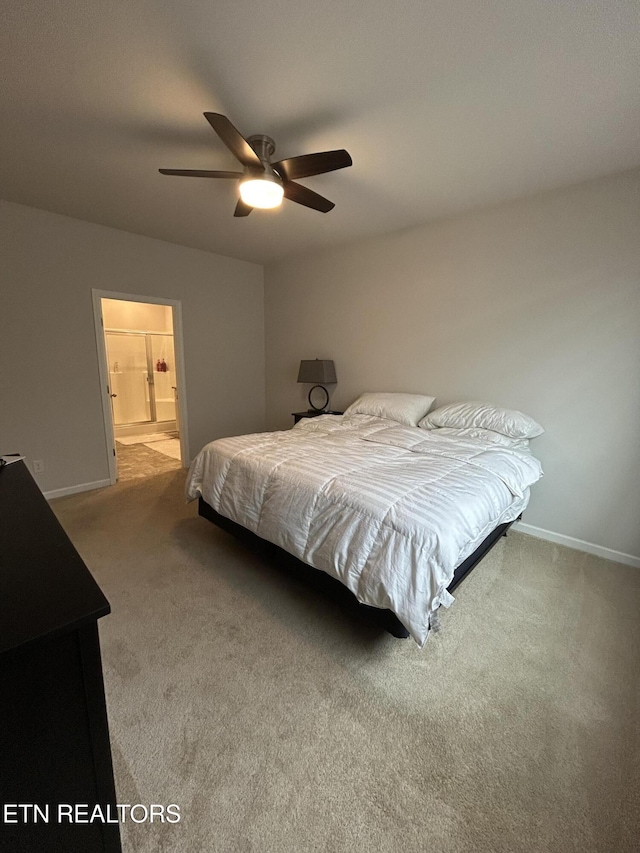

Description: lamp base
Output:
[308,385,329,412]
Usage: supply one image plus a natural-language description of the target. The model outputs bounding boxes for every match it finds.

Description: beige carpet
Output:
[51,471,640,853]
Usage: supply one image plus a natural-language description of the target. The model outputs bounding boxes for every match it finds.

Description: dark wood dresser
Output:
[0,461,121,852]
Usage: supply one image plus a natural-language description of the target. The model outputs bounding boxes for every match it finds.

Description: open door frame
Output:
[91,289,190,485]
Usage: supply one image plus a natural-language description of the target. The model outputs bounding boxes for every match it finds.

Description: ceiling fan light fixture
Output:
[239,174,284,209]
[160,113,351,216]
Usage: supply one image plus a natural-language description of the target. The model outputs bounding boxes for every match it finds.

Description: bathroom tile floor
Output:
[116,441,182,481]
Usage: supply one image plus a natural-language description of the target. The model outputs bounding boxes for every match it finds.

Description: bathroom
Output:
[101,298,181,478]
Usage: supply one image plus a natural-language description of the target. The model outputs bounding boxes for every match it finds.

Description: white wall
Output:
[0,200,265,494]
[102,298,173,333]
[265,168,640,560]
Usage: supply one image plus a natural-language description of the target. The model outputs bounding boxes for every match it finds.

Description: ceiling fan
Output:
[159,112,352,217]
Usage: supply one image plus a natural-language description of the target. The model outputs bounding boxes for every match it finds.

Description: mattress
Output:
[186,414,543,646]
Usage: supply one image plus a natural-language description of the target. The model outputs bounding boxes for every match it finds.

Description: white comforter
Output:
[186,414,543,646]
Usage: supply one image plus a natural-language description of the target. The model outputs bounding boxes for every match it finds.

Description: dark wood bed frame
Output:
[198,497,519,638]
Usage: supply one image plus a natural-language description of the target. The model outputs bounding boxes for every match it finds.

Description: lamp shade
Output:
[297,359,337,384]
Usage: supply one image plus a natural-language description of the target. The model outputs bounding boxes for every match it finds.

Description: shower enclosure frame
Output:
[92,289,190,485]
[105,329,175,428]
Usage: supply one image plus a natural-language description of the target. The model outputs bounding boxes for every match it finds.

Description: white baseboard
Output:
[44,479,112,500]
[513,521,640,568]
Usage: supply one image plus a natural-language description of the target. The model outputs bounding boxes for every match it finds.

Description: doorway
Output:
[93,291,189,484]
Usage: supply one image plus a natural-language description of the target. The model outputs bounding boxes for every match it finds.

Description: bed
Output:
[186,397,544,647]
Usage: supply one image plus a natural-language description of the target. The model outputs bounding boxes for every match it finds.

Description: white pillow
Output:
[428,426,530,449]
[344,392,436,427]
[419,401,544,439]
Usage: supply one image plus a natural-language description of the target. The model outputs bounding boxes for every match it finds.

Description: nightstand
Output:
[292,410,343,425]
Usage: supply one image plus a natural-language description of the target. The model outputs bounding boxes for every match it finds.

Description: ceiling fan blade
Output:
[159,169,243,179]
[273,150,352,181]
[204,112,264,169]
[283,181,335,213]
[234,199,253,217]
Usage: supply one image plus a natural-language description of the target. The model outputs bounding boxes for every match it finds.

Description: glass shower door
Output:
[106,333,152,425]
[149,334,177,423]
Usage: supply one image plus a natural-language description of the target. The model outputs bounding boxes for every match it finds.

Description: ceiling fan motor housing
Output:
[246,135,276,168]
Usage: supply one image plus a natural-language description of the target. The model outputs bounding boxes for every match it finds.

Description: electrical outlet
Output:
[33,459,45,473]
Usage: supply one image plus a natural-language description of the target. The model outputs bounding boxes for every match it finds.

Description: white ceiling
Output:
[1,1,639,265]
